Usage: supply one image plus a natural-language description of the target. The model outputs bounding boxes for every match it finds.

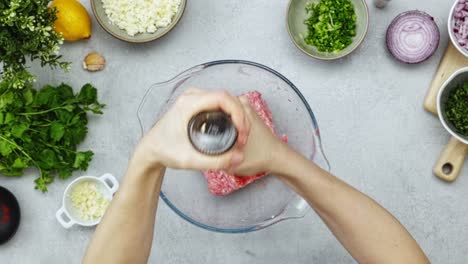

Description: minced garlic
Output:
[69,181,110,220]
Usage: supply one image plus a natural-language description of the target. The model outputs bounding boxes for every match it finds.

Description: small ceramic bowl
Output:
[56,174,119,229]
[448,0,468,57]
[287,0,369,60]
[437,67,468,144]
[91,0,186,43]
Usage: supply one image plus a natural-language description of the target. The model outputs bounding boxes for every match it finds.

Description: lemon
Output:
[50,0,91,41]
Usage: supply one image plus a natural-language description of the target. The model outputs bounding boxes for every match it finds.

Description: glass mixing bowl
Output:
[137,60,330,233]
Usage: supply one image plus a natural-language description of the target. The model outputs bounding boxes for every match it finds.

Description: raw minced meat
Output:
[203,91,287,196]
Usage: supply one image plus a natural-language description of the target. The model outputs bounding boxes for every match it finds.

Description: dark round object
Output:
[188,111,238,155]
[386,10,440,64]
[0,186,20,245]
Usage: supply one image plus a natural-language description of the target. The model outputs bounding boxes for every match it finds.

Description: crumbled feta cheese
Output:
[69,181,110,220]
[101,0,181,36]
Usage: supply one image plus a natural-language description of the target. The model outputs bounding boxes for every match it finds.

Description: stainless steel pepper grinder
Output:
[188,111,238,155]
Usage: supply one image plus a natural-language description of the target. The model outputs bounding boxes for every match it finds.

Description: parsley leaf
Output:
[50,121,65,142]
[78,83,98,104]
[73,151,94,170]
[34,172,54,192]
[11,123,29,138]
[0,138,15,156]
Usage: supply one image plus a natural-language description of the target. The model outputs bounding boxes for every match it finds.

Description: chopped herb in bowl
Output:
[304,0,357,53]
[444,83,468,137]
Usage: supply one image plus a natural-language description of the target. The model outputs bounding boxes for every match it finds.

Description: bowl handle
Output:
[56,207,75,229]
[252,195,310,231]
[433,137,468,182]
[100,173,119,194]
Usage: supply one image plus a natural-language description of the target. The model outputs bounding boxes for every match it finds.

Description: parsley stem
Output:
[28,128,46,134]
[31,123,51,127]
[18,106,67,116]
[41,140,78,154]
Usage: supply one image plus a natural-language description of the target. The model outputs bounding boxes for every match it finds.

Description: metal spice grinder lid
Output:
[188,111,238,155]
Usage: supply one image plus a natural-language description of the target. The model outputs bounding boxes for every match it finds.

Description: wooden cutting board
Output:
[424,42,468,182]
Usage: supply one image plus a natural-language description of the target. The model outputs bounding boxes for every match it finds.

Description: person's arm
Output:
[272,145,429,264]
[82,151,165,264]
[234,96,429,264]
[83,89,429,264]
[83,89,250,264]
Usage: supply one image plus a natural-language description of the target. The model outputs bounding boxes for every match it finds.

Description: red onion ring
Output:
[386,10,440,64]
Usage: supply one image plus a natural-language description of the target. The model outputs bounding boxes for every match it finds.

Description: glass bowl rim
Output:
[138,59,328,233]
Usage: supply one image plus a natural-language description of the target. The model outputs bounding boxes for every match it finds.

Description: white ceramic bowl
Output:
[56,174,119,229]
[448,0,468,57]
[437,67,468,145]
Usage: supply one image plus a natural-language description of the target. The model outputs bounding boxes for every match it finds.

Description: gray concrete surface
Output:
[1,0,467,263]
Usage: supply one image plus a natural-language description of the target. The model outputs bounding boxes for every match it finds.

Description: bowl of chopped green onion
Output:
[56,174,119,228]
[287,0,369,60]
[437,68,468,144]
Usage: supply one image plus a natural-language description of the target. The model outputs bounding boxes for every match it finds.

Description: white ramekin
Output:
[56,174,119,229]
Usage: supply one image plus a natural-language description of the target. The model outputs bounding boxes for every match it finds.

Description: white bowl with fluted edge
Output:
[56,174,119,229]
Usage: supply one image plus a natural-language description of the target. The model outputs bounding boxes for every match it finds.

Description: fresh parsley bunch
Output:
[1,0,104,192]
[0,0,69,89]
[0,83,105,192]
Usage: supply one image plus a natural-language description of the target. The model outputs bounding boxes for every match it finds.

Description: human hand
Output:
[134,89,250,171]
[230,95,287,176]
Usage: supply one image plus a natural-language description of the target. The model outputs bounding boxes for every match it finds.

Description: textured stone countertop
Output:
[1,0,467,263]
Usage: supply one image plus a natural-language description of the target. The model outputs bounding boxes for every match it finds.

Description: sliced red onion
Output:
[452,0,468,50]
[386,10,440,64]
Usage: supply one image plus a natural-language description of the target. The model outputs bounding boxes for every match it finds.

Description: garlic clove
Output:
[83,52,105,72]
